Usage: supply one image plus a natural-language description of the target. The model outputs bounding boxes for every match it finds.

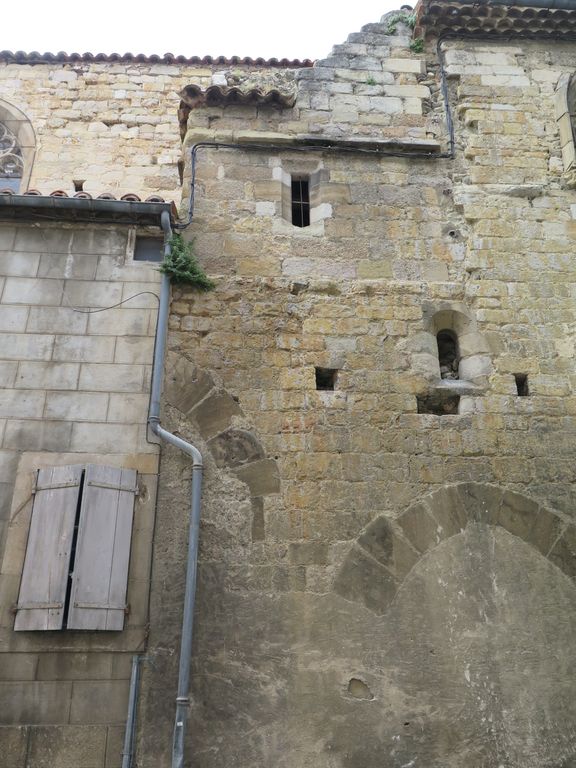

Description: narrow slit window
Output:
[291,178,310,228]
[315,367,337,391]
[437,329,459,380]
[514,373,529,396]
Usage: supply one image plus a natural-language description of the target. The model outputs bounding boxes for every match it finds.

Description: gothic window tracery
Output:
[0,121,24,192]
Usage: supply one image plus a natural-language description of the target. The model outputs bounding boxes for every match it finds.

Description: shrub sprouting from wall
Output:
[160,234,215,290]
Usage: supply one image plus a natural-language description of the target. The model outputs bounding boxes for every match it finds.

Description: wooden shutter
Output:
[14,465,83,631]
[67,465,137,631]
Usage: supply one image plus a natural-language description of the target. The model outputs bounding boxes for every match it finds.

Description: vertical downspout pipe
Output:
[121,655,142,768]
[149,210,204,768]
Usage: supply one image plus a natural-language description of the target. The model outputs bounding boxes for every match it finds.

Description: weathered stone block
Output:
[288,542,328,565]
[53,335,115,363]
[0,390,45,419]
[190,390,242,440]
[16,361,79,390]
[233,458,280,497]
[78,364,143,392]
[44,391,109,421]
[334,544,399,614]
[27,306,87,335]
[3,278,63,306]
[0,653,38,681]
[0,306,29,333]
[37,654,113,681]
[69,681,129,725]
[0,682,72,725]
[395,503,444,553]
[358,515,419,580]
[3,421,73,452]
[0,252,40,277]
[0,726,29,768]
[164,352,214,415]
[70,423,139,453]
[27,725,107,768]
[208,428,264,468]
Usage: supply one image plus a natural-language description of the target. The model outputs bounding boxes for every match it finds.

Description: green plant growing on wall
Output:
[366,76,377,86]
[160,234,215,290]
[409,38,424,53]
[386,10,417,34]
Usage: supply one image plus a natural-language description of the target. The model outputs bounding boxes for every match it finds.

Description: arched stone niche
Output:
[408,302,492,389]
[0,99,36,192]
[334,482,575,615]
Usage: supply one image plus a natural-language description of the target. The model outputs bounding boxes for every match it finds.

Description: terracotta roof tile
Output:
[179,84,296,109]
[0,188,168,203]
[0,50,313,67]
[416,0,576,39]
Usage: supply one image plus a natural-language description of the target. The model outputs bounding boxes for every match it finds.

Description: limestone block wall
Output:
[0,58,294,200]
[137,34,576,768]
[0,222,160,768]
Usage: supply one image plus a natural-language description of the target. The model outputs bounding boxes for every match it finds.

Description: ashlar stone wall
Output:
[0,222,160,768]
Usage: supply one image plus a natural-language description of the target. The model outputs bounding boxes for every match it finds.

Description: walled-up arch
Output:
[334,483,575,614]
[163,351,280,530]
[0,99,35,193]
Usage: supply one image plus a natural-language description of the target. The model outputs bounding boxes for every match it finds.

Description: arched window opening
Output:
[437,329,459,380]
[0,122,24,192]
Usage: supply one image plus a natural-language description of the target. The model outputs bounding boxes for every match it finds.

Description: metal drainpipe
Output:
[148,210,204,768]
[121,655,142,768]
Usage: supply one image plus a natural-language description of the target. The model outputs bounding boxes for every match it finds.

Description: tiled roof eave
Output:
[0,50,313,67]
[179,84,296,109]
[416,0,576,39]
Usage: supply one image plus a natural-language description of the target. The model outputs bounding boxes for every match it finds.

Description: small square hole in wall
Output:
[514,373,529,396]
[315,367,337,391]
[417,393,460,415]
[134,237,163,262]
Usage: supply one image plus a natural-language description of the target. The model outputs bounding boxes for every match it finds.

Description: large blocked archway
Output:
[334,483,575,614]
[328,484,576,768]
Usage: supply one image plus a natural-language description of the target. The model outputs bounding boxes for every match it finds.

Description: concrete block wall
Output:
[0,222,160,767]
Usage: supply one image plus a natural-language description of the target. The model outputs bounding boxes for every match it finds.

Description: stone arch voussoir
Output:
[334,483,575,615]
[164,351,280,529]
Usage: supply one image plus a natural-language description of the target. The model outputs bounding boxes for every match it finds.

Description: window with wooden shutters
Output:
[14,464,137,632]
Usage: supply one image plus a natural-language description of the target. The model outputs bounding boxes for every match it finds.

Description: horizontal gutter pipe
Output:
[176,138,454,229]
[0,193,173,218]
[149,210,203,768]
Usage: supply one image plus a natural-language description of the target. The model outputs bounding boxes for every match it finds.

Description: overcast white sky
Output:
[4,0,403,61]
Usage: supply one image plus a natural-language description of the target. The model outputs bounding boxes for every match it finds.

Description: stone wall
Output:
[2,8,576,768]
[137,28,576,768]
[0,59,296,200]
[0,222,160,767]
